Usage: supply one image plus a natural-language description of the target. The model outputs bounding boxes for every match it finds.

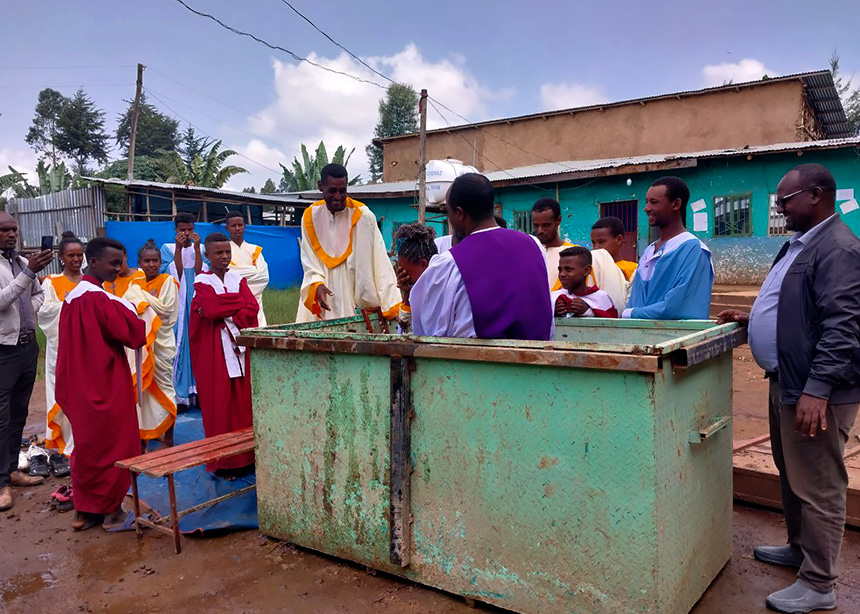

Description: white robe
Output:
[124,280,178,440]
[38,274,80,455]
[296,198,401,323]
[230,241,269,327]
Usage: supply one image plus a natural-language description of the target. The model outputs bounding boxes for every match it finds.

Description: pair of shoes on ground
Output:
[72,509,136,532]
[50,485,74,513]
[754,545,836,613]
[24,445,70,478]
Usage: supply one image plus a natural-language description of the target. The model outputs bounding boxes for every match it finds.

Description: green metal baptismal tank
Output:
[239,316,744,614]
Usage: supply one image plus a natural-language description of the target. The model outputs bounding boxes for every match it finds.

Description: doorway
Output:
[600,200,639,261]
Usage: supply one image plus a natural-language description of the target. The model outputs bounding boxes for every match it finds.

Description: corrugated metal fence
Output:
[7,186,106,275]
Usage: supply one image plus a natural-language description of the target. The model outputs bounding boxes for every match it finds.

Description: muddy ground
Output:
[2,348,859,614]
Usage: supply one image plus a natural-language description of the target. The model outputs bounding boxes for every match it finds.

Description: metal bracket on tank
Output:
[688,416,732,444]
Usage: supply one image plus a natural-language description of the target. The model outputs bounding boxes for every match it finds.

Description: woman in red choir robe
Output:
[190,233,259,475]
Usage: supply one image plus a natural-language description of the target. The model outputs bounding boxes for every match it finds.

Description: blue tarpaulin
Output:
[136,409,258,535]
[105,221,302,289]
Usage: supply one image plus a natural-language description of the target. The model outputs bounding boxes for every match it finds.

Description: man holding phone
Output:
[0,212,52,511]
[160,213,204,410]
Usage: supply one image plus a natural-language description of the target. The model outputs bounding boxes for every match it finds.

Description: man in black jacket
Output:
[719,163,860,613]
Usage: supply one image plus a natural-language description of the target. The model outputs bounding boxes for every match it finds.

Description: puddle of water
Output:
[1,569,58,602]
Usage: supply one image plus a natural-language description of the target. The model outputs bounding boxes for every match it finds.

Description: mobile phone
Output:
[40,235,54,251]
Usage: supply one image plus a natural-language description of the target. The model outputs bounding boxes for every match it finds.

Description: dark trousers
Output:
[0,341,38,488]
[769,380,859,592]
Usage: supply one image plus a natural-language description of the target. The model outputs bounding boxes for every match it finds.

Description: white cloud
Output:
[539,82,608,110]
[702,59,778,87]
[229,44,509,189]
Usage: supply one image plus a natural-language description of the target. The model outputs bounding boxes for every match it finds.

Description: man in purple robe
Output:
[411,173,553,340]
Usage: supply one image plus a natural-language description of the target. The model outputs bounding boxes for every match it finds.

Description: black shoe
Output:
[28,454,50,478]
[49,452,70,478]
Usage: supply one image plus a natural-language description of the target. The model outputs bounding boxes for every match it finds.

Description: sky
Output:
[2,0,859,191]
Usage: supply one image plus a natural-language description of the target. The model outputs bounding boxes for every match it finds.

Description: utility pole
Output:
[417,88,428,225]
[127,63,145,181]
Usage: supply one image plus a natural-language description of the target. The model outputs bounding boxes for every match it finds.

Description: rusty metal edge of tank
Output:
[239,316,744,614]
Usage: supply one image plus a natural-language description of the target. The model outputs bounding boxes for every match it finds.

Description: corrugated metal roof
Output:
[317,137,860,199]
[376,70,852,144]
[83,177,308,206]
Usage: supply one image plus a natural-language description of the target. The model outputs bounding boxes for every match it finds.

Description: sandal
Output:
[72,511,103,531]
[103,510,136,533]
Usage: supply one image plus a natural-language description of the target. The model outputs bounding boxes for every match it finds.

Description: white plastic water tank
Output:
[425,159,479,205]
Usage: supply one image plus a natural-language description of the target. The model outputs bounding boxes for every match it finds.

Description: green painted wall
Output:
[362,147,860,284]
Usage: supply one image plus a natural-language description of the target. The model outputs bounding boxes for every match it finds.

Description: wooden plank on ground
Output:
[733,436,860,528]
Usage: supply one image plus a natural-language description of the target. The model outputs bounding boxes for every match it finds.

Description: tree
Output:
[55,89,110,174]
[242,186,256,193]
[25,88,70,167]
[260,178,277,194]
[279,141,361,192]
[98,156,161,182]
[155,140,247,188]
[115,93,180,158]
[178,126,213,168]
[831,52,860,136]
[365,84,419,182]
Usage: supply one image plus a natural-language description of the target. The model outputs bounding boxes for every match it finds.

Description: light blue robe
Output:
[626,233,714,320]
[160,243,203,404]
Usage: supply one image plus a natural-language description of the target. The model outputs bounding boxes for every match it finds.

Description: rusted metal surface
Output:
[671,327,748,369]
[249,319,739,613]
[389,356,414,567]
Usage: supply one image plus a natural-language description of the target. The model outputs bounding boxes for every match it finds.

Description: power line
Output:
[173,0,388,90]
[0,83,132,89]
[144,86,302,155]
[147,67,309,140]
[144,88,282,176]
[176,0,582,174]
[0,65,135,70]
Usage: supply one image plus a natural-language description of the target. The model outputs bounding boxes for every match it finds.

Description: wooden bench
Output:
[116,427,255,554]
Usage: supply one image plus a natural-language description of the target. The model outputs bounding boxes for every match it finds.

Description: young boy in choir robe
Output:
[394,222,438,333]
[39,232,84,457]
[190,233,258,476]
[591,216,638,282]
[55,238,146,531]
[225,211,269,327]
[133,240,179,448]
[551,247,618,319]
[411,174,553,340]
[624,177,714,320]
[160,212,204,410]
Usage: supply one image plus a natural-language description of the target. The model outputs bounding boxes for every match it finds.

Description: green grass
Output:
[32,288,298,382]
[262,287,300,326]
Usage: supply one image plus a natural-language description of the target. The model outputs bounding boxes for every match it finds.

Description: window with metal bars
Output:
[513,210,532,234]
[767,194,790,236]
[713,194,752,237]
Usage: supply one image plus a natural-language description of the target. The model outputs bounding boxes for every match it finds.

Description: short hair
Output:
[58,231,83,256]
[559,245,592,265]
[224,211,244,223]
[320,163,348,184]
[137,238,161,260]
[86,237,125,261]
[790,163,836,194]
[448,173,495,220]
[532,197,561,219]
[396,222,438,262]
[174,212,196,227]
[650,176,690,208]
[204,231,230,248]
[494,215,508,228]
[592,216,625,237]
